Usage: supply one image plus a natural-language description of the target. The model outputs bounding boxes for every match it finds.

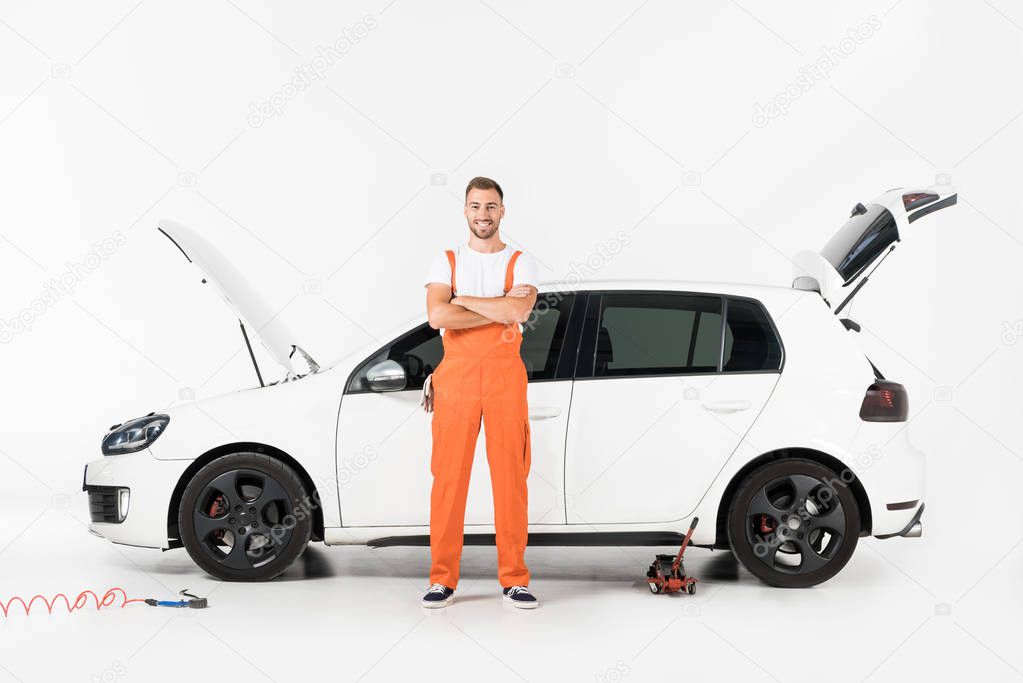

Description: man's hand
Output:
[454,286,538,325]
[426,284,496,330]
[451,286,532,306]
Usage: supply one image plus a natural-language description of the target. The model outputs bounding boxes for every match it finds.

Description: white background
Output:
[1,1,1021,681]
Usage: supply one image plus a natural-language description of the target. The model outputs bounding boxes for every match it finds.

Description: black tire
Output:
[727,458,860,588]
[178,453,312,581]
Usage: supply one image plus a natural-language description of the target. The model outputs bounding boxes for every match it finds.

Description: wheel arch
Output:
[712,447,872,549]
[166,442,325,547]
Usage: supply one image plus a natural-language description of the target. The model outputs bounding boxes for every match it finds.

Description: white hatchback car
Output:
[84,184,956,588]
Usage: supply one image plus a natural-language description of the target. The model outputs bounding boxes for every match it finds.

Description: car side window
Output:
[346,323,443,393]
[521,293,575,380]
[722,298,783,372]
[591,293,722,378]
[345,293,577,393]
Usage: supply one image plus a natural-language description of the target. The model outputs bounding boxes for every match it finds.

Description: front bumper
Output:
[85,485,127,524]
[83,450,192,549]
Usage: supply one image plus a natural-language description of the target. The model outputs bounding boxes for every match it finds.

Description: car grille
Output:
[87,486,121,524]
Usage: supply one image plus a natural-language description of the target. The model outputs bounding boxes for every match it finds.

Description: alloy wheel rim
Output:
[745,473,847,575]
[193,468,294,570]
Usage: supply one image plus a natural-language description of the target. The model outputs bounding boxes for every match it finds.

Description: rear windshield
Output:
[820,203,899,283]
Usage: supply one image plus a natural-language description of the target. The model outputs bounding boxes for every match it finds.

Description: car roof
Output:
[536,277,804,300]
[324,279,812,372]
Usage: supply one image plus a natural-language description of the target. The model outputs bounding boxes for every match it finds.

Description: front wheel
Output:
[178,453,312,581]
[727,458,860,588]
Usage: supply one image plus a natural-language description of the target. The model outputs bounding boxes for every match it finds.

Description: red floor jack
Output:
[646,517,699,595]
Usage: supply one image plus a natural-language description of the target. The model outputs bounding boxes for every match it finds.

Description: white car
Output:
[84,184,956,588]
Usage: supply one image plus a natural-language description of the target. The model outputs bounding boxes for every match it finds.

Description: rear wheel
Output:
[179,453,312,581]
[727,458,860,588]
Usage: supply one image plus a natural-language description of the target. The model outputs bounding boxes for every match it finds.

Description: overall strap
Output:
[445,249,456,292]
[504,250,522,294]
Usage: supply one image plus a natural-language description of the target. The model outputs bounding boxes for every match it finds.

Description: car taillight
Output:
[902,192,938,211]
[859,381,908,422]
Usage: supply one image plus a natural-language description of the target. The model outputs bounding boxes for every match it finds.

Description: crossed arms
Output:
[426,283,538,330]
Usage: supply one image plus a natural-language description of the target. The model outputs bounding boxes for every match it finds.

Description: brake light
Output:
[859,381,909,422]
[902,193,938,211]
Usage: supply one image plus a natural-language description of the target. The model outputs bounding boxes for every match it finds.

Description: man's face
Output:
[464,188,505,240]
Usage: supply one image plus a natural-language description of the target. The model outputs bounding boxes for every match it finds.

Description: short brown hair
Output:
[465,176,503,201]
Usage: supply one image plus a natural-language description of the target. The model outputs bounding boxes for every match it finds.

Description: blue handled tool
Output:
[144,589,208,609]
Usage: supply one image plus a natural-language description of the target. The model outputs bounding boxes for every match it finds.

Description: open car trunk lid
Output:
[793,184,958,314]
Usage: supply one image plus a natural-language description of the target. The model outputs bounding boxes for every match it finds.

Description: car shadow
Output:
[279,545,337,580]
[116,543,747,587]
[316,544,746,586]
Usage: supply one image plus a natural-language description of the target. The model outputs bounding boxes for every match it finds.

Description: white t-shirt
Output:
[424,244,540,335]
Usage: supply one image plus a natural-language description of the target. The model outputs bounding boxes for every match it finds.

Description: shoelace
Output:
[427,583,449,595]
[506,586,530,597]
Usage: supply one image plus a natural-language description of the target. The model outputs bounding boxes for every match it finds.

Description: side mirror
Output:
[840,317,861,333]
[365,360,407,392]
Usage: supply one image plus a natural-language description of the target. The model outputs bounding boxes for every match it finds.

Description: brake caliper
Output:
[209,495,226,542]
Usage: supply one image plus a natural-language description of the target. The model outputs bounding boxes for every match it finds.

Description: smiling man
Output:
[421,176,540,609]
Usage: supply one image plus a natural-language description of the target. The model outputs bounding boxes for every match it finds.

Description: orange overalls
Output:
[429,249,531,590]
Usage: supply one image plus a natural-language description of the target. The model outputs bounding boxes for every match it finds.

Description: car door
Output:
[563,291,782,525]
[337,292,582,527]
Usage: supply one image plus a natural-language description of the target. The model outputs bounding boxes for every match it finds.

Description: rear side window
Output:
[593,293,722,377]
[820,203,899,283]
[723,298,782,372]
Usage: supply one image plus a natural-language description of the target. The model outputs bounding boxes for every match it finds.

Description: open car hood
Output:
[793,184,958,313]
[158,218,313,377]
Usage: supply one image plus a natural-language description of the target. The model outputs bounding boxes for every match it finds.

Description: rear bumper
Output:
[875,502,924,539]
[846,420,926,537]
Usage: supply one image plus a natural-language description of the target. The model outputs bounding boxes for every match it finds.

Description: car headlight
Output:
[102,413,170,455]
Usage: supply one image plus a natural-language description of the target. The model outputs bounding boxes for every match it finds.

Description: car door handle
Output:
[529,406,562,420]
[702,400,751,413]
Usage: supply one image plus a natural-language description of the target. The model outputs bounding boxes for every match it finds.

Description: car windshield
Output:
[820,203,899,284]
